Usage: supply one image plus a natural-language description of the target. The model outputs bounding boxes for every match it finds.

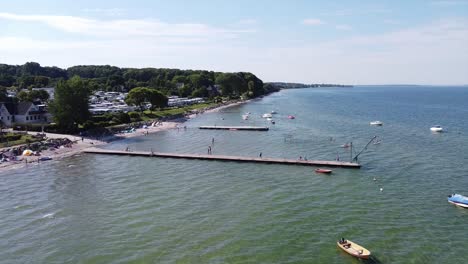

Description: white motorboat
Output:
[262,113,272,118]
[242,114,249,120]
[430,125,443,132]
[266,117,272,121]
[370,121,383,126]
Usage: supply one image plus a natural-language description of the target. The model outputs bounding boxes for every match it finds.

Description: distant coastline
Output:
[266,82,353,89]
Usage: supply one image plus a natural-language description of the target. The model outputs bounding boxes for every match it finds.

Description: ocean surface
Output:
[1,85,467,264]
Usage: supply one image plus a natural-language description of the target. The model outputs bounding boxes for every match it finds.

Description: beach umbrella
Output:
[22,149,33,156]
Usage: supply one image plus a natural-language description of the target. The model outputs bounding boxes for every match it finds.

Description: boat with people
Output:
[430,125,443,132]
[448,194,468,208]
[315,168,332,174]
[337,238,371,259]
[370,121,383,126]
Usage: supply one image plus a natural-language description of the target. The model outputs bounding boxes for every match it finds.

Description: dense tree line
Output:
[0,62,276,99]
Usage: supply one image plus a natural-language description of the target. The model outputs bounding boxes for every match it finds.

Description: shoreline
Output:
[0,99,250,173]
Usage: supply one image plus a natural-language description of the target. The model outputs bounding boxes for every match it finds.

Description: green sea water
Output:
[1,86,467,263]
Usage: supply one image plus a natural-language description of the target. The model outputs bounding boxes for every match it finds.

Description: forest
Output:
[0,62,278,99]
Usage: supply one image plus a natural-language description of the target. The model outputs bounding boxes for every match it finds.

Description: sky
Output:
[1,0,467,85]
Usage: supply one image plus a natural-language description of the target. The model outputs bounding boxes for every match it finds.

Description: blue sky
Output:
[1,0,467,84]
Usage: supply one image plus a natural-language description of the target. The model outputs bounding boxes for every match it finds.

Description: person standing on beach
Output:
[212,137,215,145]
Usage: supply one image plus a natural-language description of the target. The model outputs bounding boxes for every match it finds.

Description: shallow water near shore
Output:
[1,86,468,263]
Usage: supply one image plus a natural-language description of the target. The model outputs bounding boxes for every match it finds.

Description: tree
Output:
[192,86,208,98]
[148,89,168,110]
[49,76,90,132]
[17,90,30,102]
[0,87,7,101]
[125,87,148,111]
[21,62,42,76]
[215,73,246,96]
[125,87,168,111]
[30,89,50,102]
[0,74,15,87]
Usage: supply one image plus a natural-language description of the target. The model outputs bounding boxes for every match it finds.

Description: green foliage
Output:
[16,89,50,102]
[0,62,271,99]
[17,90,29,102]
[0,87,7,101]
[0,132,43,147]
[125,87,168,111]
[215,72,251,97]
[192,86,208,98]
[49,76,90,132]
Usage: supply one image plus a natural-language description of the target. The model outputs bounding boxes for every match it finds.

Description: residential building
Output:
[0,102,49,127]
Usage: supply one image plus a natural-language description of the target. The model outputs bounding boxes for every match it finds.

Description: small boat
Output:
[448,194,468,208]
[242,114,249,120]
[271,110,277,114]
[370,121,383,126]
[430,125,443,132]
[337,239,371,259]
[266,117,272,121]
[271,120,275,124]
[38,156,53,161]
[262,113,272,118]
[315,168,332,174]
[288,115,295,119]
[373,140,382,145]
[340,143,350,148]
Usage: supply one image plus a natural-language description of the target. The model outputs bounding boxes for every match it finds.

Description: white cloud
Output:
[0,12,253,40]
[262,18,468,84]
[0,12,467,85]
[335,24,352,30]
[302,18,324,25]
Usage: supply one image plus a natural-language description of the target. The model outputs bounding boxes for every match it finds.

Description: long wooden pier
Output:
[84,148,361,168]
[199,126,269,131]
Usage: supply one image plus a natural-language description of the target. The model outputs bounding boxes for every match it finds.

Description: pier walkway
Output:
[199,126,269,131]
[84,148,361,168]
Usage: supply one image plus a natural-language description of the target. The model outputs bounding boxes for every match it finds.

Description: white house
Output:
[0,102,49,127]
[0,103,13,127]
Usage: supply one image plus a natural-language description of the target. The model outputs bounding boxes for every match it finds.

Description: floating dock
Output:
[84,148,361,168]
[199,126,269,131]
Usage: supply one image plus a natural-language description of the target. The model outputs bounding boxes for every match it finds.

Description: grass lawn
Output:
[141,102,218,121]
[0,134,43,148]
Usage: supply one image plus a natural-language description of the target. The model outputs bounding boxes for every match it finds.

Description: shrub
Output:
[128,112,141,119]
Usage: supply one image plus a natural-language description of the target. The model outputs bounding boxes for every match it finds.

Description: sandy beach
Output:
[0,100,247,173]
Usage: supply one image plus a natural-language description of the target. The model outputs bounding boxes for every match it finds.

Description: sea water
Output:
[1,86,467,263]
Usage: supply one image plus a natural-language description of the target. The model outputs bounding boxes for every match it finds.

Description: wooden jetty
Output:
[84,148,361,168]
[199,126,269,131]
